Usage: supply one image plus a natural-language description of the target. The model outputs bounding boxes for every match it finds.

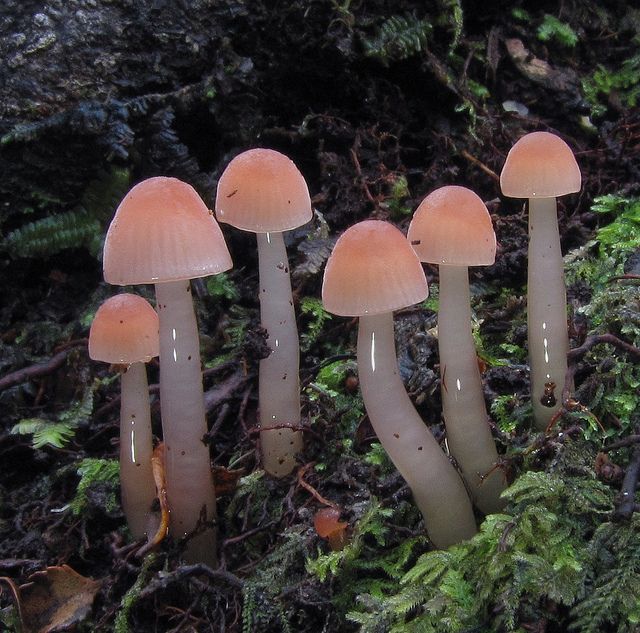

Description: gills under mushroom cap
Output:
[408,186,496,266]
[500,131,581,199]
[322,220,428,317]
[89,293,159,364]
[103,176,232,285]
[215,148,312,233]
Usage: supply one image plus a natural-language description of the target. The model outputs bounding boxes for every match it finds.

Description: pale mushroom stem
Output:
[155,280,216,566]
[528,197,568,430]
[437,265,505,514]
[119,362,157,540]
[357,312,477,548]
[256,231,303,477]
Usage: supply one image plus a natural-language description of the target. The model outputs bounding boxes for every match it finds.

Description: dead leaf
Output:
[19,565,101,633]
[137,443,169,556]
[212,465,245,496]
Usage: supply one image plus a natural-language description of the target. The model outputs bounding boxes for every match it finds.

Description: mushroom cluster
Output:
[89,131,580,561]
[322,220,477,547]
[103,176,232,565]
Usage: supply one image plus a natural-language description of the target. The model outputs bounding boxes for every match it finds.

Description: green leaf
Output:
[11,418,76,449]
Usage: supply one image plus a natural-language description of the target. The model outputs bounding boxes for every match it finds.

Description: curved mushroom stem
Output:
[357,312,477,548]
[528,197,568,430]
[256,231,303,477]
[437,265,505,514]
[119,362,156,540]
[155,280,216,566]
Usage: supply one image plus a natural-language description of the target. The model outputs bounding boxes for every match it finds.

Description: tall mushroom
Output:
[103,176,232,565]
[322,220,476,548]
[500,132,581,430]
[408,186,505,514]
[88,293,159,540]
[215,148,312,477]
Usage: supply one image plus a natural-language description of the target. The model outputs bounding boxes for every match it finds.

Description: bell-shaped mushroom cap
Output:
[500,131,581,199]
[408,186,496,266]
[89,293,159,364]
[104,177,232,285]
[322,220,428,317]
[215,148,312,233]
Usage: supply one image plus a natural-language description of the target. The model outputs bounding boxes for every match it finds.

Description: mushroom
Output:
[322,220,477,548]
[500,132,581,430]
[103,176,232,565]
[88,293,159,540]
[215,148,312,477]
[408,186,505,514]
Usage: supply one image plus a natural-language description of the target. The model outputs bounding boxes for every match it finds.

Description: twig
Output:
[602,435,640,452]
[0,575,23,626]
[222,522,276,548]
[203,371,246,415]
[296,462,339,509]
[609,274,640,282]
[349,145,377,206]
[459,149,500,183]
[96,370,245,420]
[137,564,243,601]
[567,333,640,362]
[247,422,324,442]
[0,343,85,392]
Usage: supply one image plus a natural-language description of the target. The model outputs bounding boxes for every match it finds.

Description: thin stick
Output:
[0,343,85,392]
[297,463,339,509]
[459,149,500,183]
[568,333,640,362]
[602,435,640,452]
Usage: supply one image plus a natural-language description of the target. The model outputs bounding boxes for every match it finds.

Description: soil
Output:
[0,1,639,632]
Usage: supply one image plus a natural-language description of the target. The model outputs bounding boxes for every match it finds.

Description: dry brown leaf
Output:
[137,442,169,556]
[212,465,245,496]
[19,564,101,633]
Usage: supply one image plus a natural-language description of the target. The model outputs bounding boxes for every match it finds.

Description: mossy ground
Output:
[1,1,639,631]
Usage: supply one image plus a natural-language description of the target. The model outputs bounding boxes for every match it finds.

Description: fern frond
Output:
[362,14,433,65]
[11,418,76,449]
[2,167,130,259]
[10,383,95,449]
[3,209,101,258]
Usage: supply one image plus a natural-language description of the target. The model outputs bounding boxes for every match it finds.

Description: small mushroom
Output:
[314,507,348,551]
[215,148,312,477]
[88,293,158,540]
[500,132,581,430]
[322,220,476,548]
[408,186,505,514]
[104,177,232,565]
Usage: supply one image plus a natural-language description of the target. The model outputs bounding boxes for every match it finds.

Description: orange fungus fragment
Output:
[313,507,348,551]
